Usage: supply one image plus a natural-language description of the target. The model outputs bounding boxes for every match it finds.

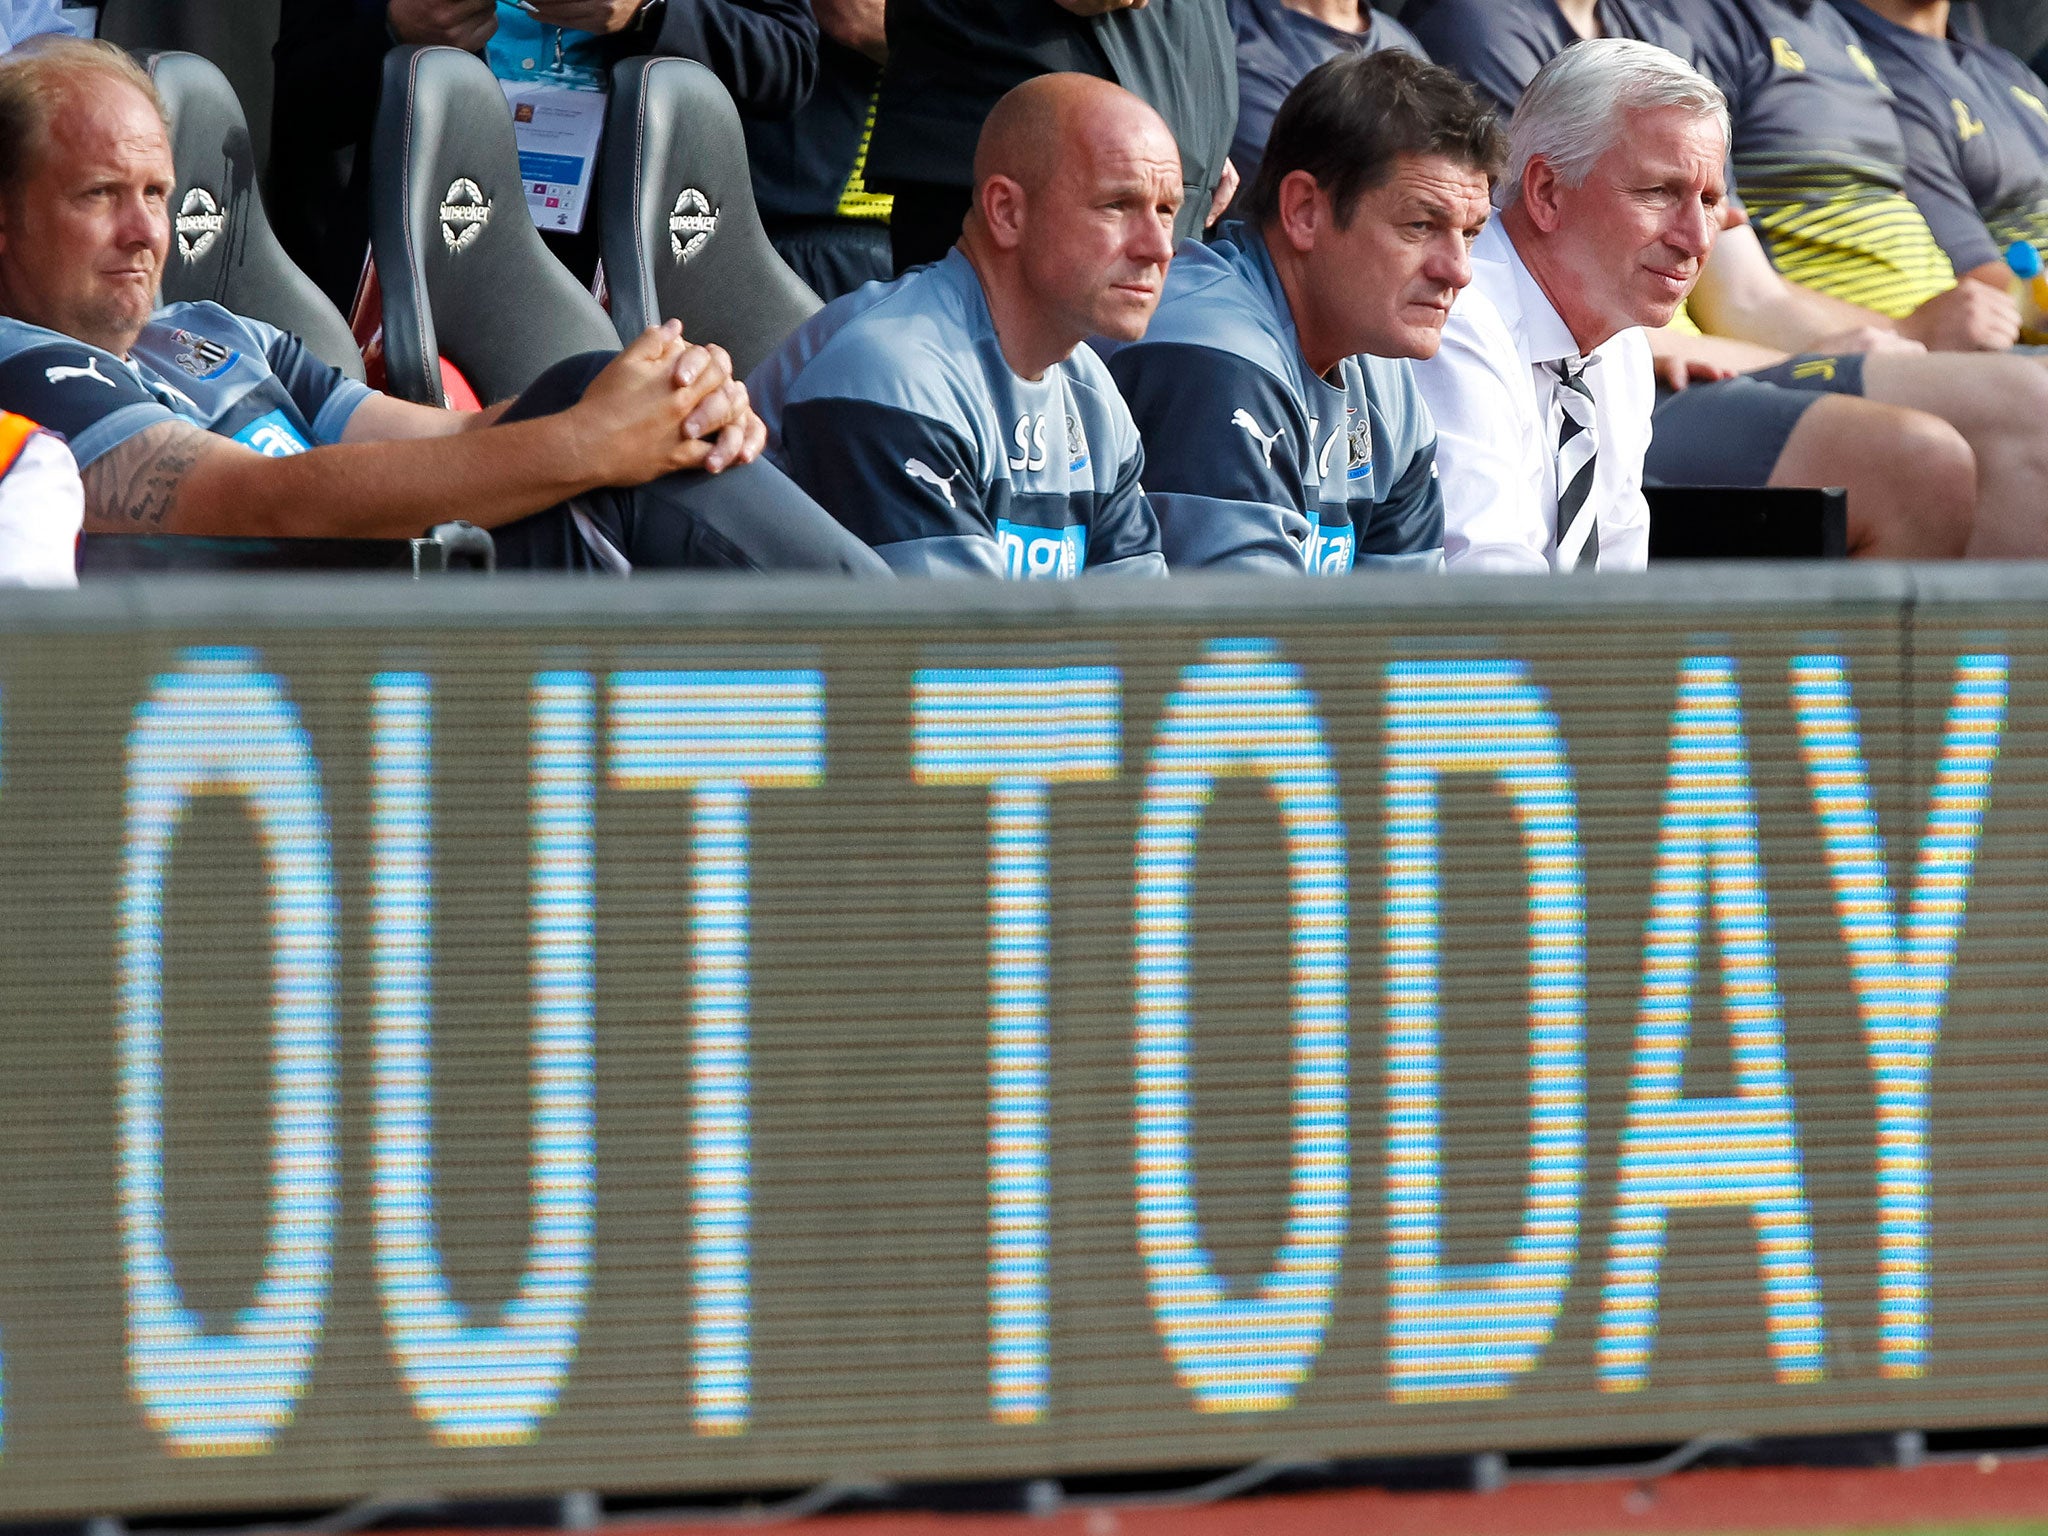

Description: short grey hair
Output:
[1501,38,1728,208]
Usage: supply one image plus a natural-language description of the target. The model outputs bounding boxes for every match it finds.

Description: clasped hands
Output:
[572,321,765,487]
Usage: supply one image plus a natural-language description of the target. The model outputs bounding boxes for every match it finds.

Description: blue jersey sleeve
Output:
[1108,340,1313,573]
[252,317,372,445]
[0,340,175,470]
[777,394,1006,575]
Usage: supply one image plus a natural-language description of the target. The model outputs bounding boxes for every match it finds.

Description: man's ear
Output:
[1520,156,1566,234]
[979,174,1028,251]
[1272,168,1325,254]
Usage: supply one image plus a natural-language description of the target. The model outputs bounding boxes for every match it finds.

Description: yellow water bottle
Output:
[2004,240,2048,343]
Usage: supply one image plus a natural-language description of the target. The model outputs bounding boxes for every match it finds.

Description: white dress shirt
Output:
[1413,218,1652,572]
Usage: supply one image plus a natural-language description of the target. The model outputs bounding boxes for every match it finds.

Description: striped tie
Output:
[1550,356,1600,572]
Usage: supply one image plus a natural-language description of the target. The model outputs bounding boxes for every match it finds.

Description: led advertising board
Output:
[0,572,2038,1517]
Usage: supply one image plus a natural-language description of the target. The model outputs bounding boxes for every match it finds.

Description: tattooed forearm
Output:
[80,424,211,534]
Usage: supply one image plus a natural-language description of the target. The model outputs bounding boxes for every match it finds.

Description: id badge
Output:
[499,79,606,234]
[489,7,607,235]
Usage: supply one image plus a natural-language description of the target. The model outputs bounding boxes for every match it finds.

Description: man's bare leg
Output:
[1862,352,2048,556]
[1767,392,1973,557]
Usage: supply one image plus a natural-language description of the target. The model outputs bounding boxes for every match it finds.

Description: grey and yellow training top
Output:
[1679,0,1956,315]
[1839,0,2048,275]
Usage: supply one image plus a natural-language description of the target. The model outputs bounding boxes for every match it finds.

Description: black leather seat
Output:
[102,0,280,172]
[1646,486,1849,559]
[80,522,497,577]
[147,51,364,380]
[600,55,822,378]
[370,45,618,407]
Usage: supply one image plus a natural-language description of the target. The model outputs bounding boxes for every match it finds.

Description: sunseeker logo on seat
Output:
[669,188,718,262]
[175,187,224,261]
[439,179,491,253]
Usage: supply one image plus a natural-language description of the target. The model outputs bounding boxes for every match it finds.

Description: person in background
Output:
[271,0,816,305]
[1671,0,2048,553]
[1837,0,2048,280]
[870,0,1237,274]
[750,74,1172,578]
[1672,0,2010,335]
[1413,39,1725,571]
[1412,0,1697,114]
[744,0,891,301]
[1102,49,1498,573]
[1229,0,1426,196]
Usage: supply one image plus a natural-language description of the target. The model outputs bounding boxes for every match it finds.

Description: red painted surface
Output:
[409,1458,2048,1536]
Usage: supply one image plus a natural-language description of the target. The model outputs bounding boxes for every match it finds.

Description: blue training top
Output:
[1097,223,1443,574]
[749,249,1165,579]
[0,301,371,470]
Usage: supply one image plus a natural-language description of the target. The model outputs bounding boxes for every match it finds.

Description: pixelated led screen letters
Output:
[0,619,2027,1516]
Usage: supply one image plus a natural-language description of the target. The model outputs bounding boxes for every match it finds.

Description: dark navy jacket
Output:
[750,251,1165,579]
[869,0,1235,242]
[1412,0,1694,113]
[1232,0,1425,194]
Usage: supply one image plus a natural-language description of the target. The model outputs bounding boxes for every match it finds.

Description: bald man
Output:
[749,74,1173,577]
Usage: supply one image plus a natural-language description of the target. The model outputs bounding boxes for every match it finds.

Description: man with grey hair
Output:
[1414,38,1727,570]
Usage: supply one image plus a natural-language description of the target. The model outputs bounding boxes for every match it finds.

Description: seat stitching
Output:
[634,61,654,332]
[401,50,438,404]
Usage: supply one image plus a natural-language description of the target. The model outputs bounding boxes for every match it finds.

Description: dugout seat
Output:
[100,0,280,173]
[370,45,617,406]
[147,51,365,381]
[80,521,497,577]
[599,55,821,378]
[1646,486,1849,560]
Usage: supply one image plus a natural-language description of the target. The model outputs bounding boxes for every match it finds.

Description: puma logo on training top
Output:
[45,357,114,388]
[1231,408,1283,467]
[904,457,957,507]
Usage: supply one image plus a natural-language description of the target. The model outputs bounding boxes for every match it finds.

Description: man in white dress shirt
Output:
[1414,38,1729,571]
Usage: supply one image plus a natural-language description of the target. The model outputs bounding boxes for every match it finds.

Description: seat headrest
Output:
[148,51,365,381]
[370,45,617,406]
[601,56,821,379]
